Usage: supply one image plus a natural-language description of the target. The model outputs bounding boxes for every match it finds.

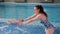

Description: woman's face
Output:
[34,7,40,14]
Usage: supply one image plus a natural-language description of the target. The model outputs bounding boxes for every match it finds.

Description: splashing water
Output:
[0,21,60,34]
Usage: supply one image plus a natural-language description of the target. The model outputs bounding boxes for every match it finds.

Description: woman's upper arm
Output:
[24,14,36,21]
[28,14,40,21]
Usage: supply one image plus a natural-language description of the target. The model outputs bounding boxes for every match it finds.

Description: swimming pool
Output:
[0,2,60,34]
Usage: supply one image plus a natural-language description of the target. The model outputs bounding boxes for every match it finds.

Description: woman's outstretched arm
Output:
[22,14,40,25]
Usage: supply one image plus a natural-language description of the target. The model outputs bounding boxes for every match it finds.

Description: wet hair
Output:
[35,5,48,17]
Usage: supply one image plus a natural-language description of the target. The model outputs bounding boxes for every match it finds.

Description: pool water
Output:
[0,2,60,34]
[0,21,60,34]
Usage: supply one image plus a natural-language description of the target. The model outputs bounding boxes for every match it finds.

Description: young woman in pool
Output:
[21,5,55,34]
[8,5,55,34]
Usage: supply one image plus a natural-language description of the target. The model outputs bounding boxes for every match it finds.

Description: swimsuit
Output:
[41,19,54,29]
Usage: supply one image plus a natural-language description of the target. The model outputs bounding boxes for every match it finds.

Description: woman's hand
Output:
[16,19,24,25]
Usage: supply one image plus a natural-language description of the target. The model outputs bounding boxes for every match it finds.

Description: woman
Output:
[21,5,55,34]
[8,5,55,34]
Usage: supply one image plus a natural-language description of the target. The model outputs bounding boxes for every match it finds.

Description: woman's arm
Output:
[23,14,40,25]
[24,14,36,21]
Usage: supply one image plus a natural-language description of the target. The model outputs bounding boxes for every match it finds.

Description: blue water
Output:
[0,21,60,34]
[0,2,60,34]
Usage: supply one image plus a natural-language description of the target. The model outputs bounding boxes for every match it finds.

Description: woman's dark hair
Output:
[35,5,48,17]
